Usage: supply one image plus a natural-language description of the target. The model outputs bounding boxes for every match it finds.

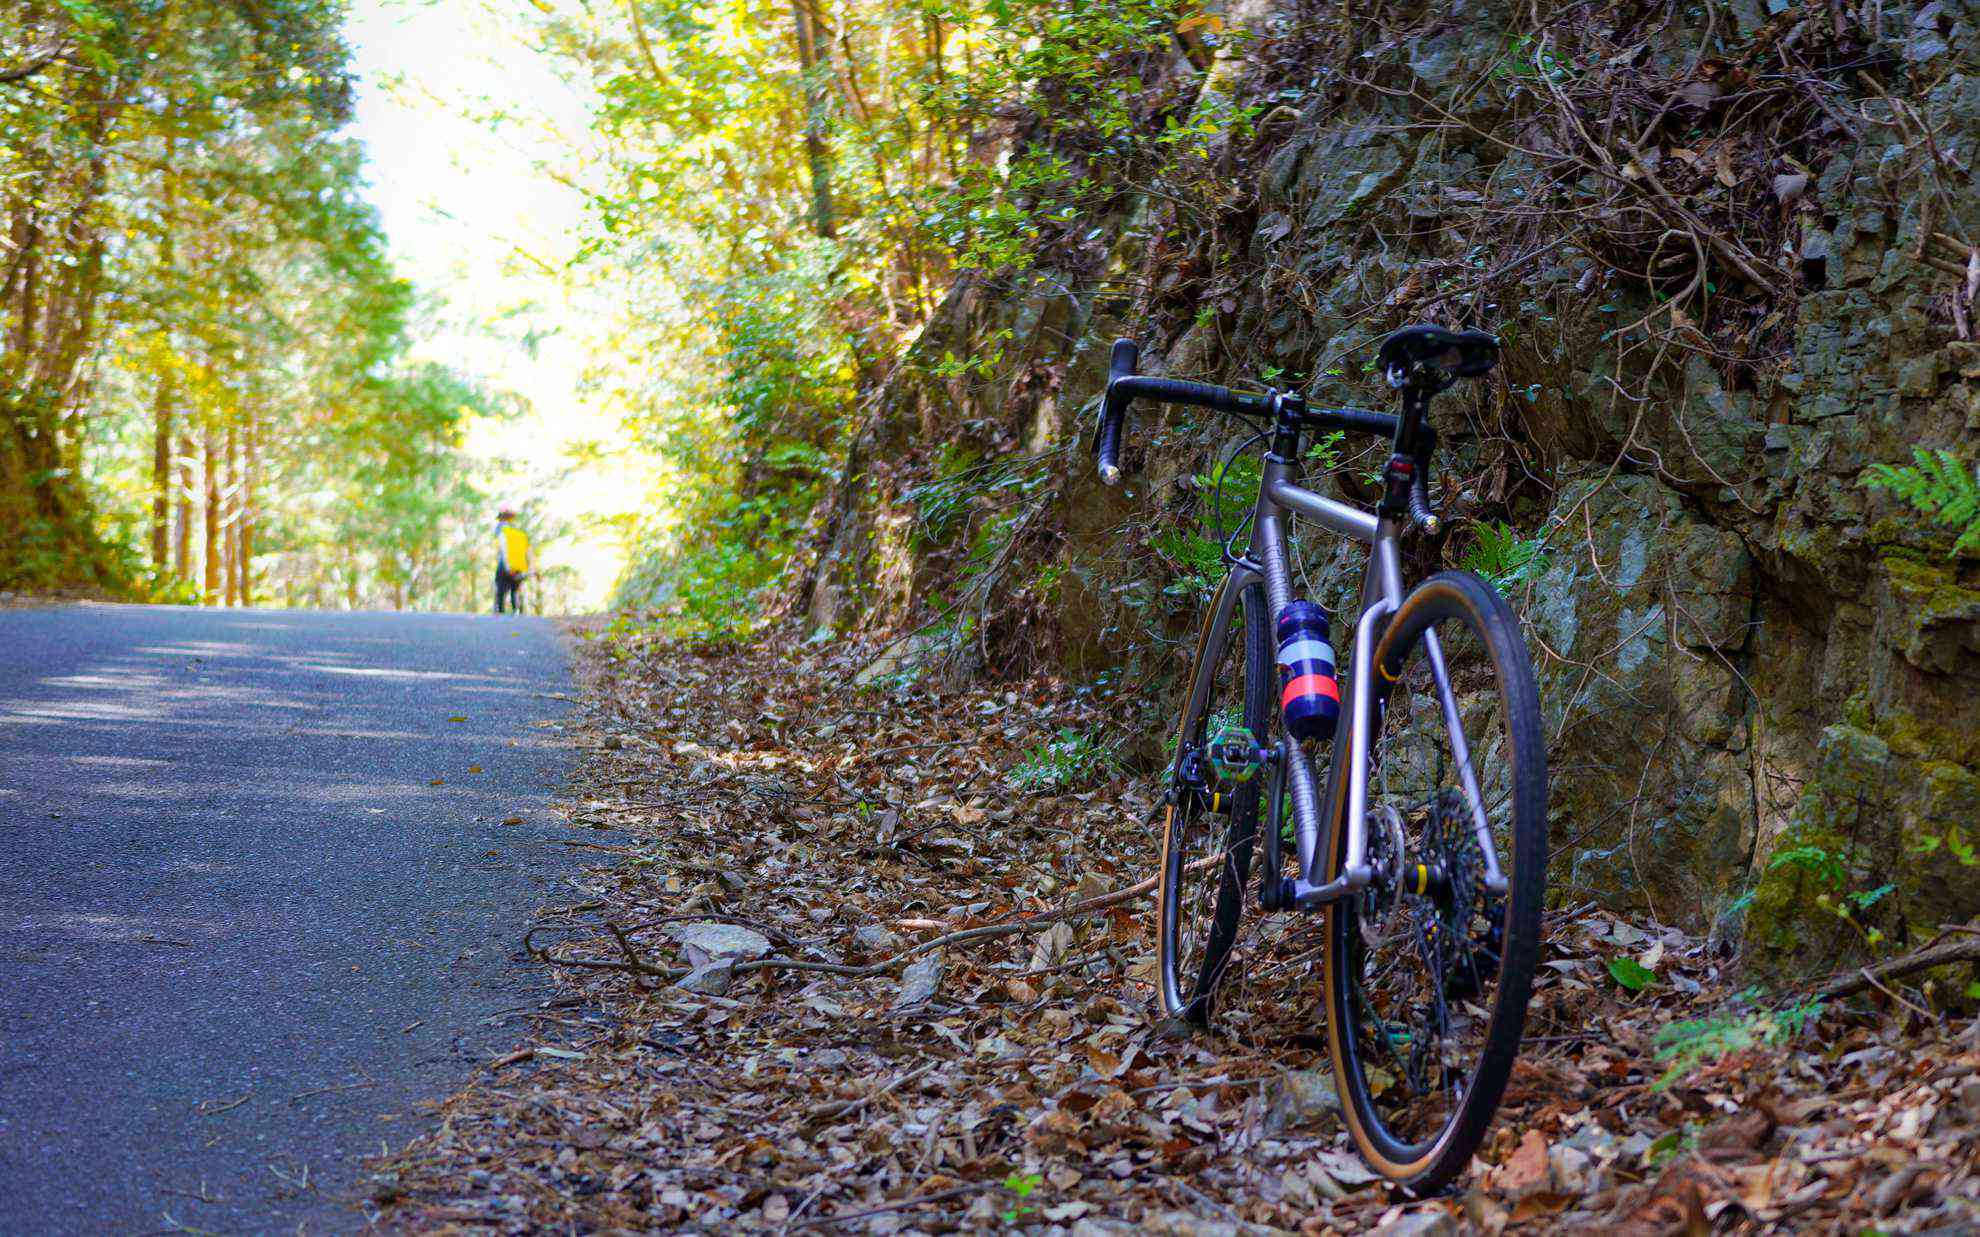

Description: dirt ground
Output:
[365,622,1980,1234]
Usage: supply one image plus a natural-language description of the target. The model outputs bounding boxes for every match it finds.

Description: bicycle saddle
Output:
[1377,325,1501,382]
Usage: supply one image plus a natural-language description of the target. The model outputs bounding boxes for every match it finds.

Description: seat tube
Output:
[1253,456,1327,882]
[1330,518,1409,886]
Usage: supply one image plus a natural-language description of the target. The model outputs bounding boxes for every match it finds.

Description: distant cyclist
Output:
[494,505,531,614]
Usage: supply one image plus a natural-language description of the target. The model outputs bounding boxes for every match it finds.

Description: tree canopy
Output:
[1,0,511,607]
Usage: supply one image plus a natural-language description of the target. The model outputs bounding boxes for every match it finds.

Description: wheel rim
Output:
[1158,591,1264,1020]
[1335,600,1524,1164]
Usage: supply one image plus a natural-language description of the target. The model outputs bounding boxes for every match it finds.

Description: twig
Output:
[737,872,1158,980]
[288,1079,375,1105]
[523,871,1158,988]
[194,1092,252,1116]
[1859,968,1934,1021]
[159,1184,224,1205]
[859,737,978,763]
[803,1061,940,1125]
[523,924,683,980]
[798,1183,987,1228]
[1814,932,1980,1000]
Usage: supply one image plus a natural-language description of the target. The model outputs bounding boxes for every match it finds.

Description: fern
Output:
[1862,448,1980,556]
[1461,521,1550,594]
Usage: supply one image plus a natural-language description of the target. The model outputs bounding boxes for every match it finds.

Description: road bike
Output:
[1094,325,1547,1194]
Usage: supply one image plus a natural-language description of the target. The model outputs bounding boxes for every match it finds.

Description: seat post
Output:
[1379,375,1439,518]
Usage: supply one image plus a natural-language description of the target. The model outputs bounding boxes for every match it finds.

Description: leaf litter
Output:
[365,623,1980,1233]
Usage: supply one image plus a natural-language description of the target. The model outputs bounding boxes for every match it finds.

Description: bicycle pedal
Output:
[1205,722,1267,783]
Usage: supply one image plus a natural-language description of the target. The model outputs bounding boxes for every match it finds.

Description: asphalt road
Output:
[0,604,587,1234]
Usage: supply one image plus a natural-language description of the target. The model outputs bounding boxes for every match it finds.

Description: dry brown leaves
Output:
[364,622,1980,1234]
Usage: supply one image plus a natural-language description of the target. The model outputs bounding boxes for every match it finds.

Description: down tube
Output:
[1306,521,1407,891]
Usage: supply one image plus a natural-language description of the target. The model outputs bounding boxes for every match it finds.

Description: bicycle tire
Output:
[1321,569,1547,1194]
[1157,578,1272,1024]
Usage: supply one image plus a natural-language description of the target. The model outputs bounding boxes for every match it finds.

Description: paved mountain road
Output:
[0,605,587,1233]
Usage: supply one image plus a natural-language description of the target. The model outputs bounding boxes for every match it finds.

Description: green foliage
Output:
[1607,956,1656,992]
[1153,450,1262,599]
[905,450,1052,566]
[615,475,817,642]
[1304,430,1347,475]
[906,445,985,546]
[1767,843,1847,887]
[1028,560,1066,603]
[1491,31,1580,85]
[1010,728,1115,793]
[1915,826,1979,867]
[1652,992,1824,1090]
[0,0,498,605]
[1150,526,1226,599]
[929,329,1016,380]
[917,0,1209,278]
[1766,840,1894,948]
[1000,1171,1044,1224]
[1862,449,1980,556]
[1461,522,1550,594]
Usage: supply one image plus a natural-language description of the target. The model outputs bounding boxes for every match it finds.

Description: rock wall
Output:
[795,0,1980,974]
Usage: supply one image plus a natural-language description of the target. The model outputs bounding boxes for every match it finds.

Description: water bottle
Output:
[1276,600,1340,742]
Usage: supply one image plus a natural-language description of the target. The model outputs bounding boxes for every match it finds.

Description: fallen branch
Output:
[802,1061,939,1127]
[799,1183,988,1229]
[522,923,685,981]
[523,874,1160,985]
[1814,932,1980,1000]
[735,871,1159,980]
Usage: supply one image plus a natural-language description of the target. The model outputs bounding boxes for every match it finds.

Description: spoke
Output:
[1351,612,1519,1144]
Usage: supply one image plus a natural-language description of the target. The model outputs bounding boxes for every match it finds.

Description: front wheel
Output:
[1156,578,1272,1024]
[1322,570,1547,1194]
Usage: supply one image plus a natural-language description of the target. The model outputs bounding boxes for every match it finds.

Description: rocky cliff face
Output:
[794,0,1980,974]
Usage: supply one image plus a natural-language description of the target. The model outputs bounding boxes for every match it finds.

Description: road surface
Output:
[0,604,585,1233]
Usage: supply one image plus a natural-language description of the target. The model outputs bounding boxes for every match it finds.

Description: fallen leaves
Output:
[364,622,1980,1234]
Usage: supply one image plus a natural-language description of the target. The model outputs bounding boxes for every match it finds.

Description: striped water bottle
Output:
[1275,600,1340,742]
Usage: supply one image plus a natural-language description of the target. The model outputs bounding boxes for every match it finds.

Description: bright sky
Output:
[344,0,651,611]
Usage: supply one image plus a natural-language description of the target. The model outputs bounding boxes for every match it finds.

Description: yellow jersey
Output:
[499,524,531,574]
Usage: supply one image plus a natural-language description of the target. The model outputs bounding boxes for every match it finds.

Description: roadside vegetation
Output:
[1,3,512,606]
[11,0,1980,1230]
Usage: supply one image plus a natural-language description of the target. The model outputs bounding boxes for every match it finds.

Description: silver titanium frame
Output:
[1180,453,1507,909]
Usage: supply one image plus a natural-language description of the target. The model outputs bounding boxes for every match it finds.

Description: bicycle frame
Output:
[1179,451,1508,910]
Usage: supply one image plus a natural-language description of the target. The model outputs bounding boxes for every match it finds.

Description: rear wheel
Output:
[1157,579,1271,1024]
[1322,570,1547,1193]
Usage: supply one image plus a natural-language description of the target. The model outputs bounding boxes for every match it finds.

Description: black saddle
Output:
[1377,325,1501,387]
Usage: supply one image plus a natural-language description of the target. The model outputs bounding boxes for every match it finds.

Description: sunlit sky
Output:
[345,0,652,610]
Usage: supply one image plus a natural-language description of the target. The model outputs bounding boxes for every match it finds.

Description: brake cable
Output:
[1209,427,1270,556]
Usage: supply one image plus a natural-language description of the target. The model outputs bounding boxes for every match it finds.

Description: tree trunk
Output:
[240,414,255,607]
[202,423,219,604]
[151,137,176,574]
[150,376,172,571]
[224,422,240,606]
[791,0,837,239]
[173,429,193,581]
